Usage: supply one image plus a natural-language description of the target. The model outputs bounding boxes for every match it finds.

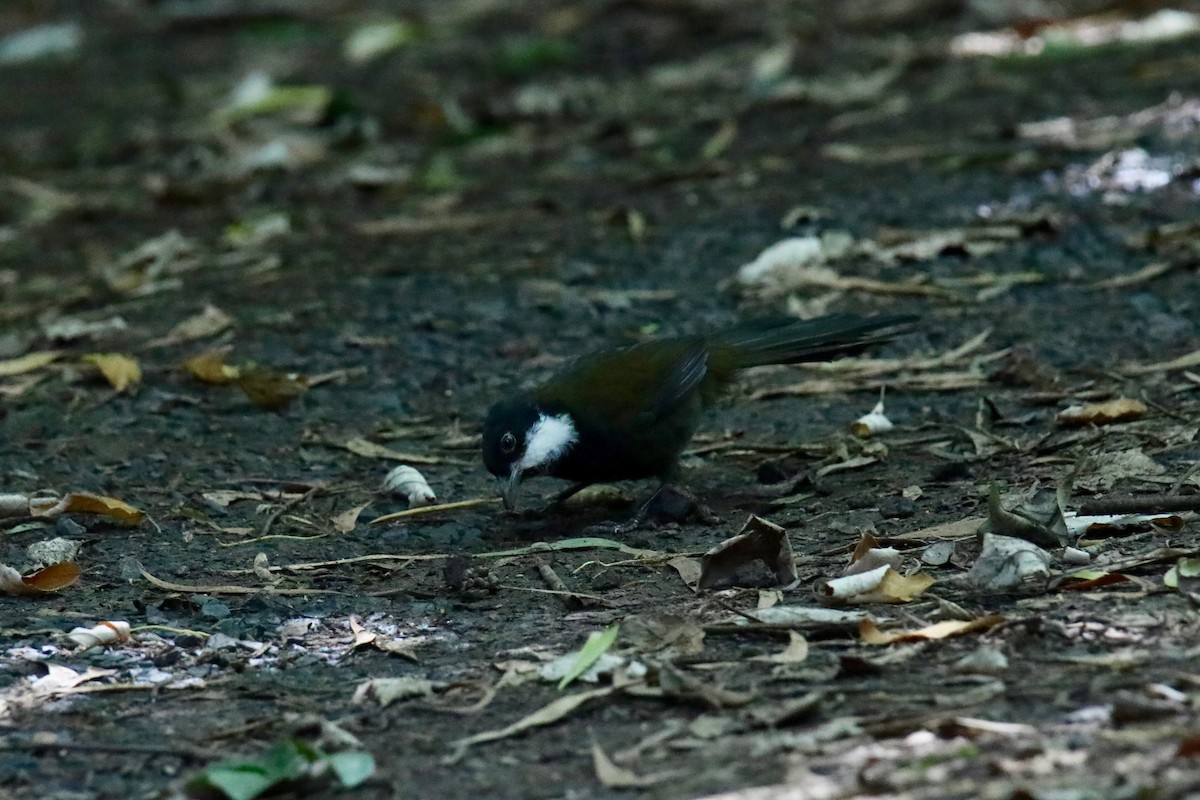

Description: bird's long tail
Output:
[712,313,915,369]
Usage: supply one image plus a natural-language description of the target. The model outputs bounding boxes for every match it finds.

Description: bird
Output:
[482,313,914,517]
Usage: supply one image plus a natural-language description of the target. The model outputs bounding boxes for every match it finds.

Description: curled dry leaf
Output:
[67,620,131,650]
[698,515,796,591]
[31,492,145,525]
[332,502,370,533]
[381,465,437,507]
[352,676,439,708]
[967,533,1052,590]
[81,353,141,393]
[0,561,82,596]
[1058,397,1147,427]
[850,392,894,438]
[0,350,62,377]
[184,351,240,385]
[824,564,934,604]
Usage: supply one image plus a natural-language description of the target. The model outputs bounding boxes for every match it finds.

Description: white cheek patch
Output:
[519,413,578,471]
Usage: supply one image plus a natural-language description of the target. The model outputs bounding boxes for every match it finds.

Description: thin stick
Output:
[371,497,498,524]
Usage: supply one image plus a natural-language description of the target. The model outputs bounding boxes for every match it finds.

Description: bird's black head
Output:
[482,398,579,509]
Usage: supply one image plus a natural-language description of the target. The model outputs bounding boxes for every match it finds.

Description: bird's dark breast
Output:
[544,396,702,484]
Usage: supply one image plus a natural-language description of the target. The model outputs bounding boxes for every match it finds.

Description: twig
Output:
[0,739,214,761]
[535,558,583,610]
[1077,494,1200,515]
[371,497,498,525]
[141,566,339,596]
[261,483,323,537]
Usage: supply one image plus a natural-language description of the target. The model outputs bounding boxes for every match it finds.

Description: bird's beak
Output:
[499,464,523,510]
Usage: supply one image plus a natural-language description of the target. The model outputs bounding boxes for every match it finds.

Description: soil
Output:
[3,2,1200,799]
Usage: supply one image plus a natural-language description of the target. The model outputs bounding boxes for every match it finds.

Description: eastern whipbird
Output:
[482,313,914,522]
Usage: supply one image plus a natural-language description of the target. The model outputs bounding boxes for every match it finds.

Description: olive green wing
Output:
[536,337,708,432]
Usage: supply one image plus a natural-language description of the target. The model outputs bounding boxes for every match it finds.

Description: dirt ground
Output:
[4,1,1200,798]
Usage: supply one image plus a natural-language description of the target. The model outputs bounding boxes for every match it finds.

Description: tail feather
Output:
[712,314,915,369]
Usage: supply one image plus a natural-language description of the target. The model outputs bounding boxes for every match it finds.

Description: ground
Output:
[3,1,1200,799]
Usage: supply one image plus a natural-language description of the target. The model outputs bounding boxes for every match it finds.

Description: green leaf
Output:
[558,624,619,690]
[198,765,275,800]
[327,751,377,787]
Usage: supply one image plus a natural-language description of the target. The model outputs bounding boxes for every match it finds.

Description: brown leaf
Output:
[184,351,240,385]
[81,353,141,392]
[698,515,796,591]
[15,562,83,594]
[34,493,145,525]
[236,366,307,411]
[1058,397,1147,427]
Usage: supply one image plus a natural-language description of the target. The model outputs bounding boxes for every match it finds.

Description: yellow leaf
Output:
[0,350,62,377]
[183,351,240,385]
[82,353,141,392]
[32,492,146,525]
[860,614,1005,645]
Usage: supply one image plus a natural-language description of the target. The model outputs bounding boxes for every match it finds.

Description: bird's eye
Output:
[500,432,516,454]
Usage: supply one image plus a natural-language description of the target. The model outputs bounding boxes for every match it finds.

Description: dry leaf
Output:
[184,351,240,384]
[81,353,141,392]
[0,561,82,595]
[1058,397,1147,427]
[449,687,616,758]
[332,503,370,533]
[0,350,62,377]
[752,631,809,664]
[155,305,234,346]
[33,492,145,525]
[824,565,934,603]
[352,676,438,707]
[860,614,1005,645]
[342,437,440,465]
[698,515,796,591]
[591,742,676,788]
[236,366,307,411]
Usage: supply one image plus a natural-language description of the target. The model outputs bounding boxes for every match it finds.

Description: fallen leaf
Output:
[698,515,796,591]
[32,492,145,525]
[184,351,240,384]
[81,353,141,392]
[352,676,438,707]
[332,503,370,534]
[1058,397,1147,427]
[0,561,82,595]
[860,615,1005,645]
[752,631,809,664]
[343,437,439,465]
[449,687,616,758]
[153,305,234,347]
[0,350,62,377]
[236,366,307,411]
[967,533,1052,590]
[591,742,676,788]
[558,624,620,690]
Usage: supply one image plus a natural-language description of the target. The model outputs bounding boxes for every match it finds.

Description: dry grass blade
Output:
[140,566,339,595]
[446,686,617,762]
[371,497,498,524]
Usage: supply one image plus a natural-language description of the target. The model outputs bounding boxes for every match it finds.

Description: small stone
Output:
[55,516,86,536]
[879,497,916,519]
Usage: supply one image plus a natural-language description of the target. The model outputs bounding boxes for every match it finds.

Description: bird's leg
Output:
[581,481,670,536]
[549,481,592,508]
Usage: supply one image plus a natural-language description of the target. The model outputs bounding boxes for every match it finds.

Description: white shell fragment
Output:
[67,621,131,651]
[381,465,437,507]
[850,393,894,438]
